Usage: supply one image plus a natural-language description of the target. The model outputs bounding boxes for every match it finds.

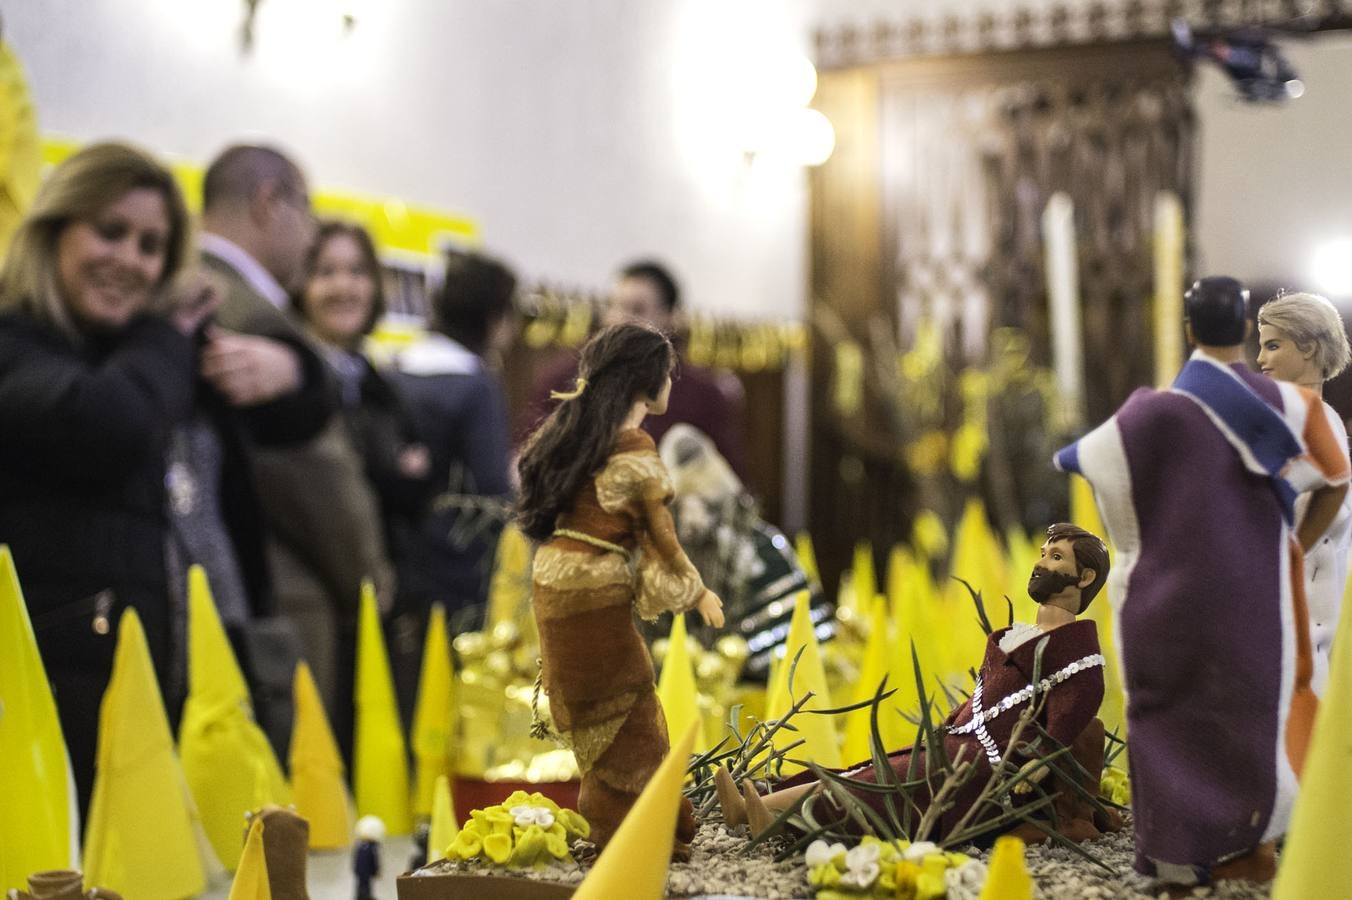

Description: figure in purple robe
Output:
[1054,277,1348,887]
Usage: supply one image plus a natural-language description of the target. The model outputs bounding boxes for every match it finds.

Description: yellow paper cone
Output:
[289,661,353,849]
[763,591,840,774]
[657,613,706,752]
[427,775,457,864]
[849,542,877,620]
[1069,475,1127,746]
[841,597,890,764]
[573,722,698,900]
[485,524,532,631]
[1003,527,1039,627]
[227,817,271,900]
[0,546,74,891]
[83,609,207,899]
[1273,607,1352,898]
[794,532,821,587]
[889,549,942,735]
[354,580,412,836]
[978,835,1033,900]
[947,498,1008,670]
[180,566,289,868]
[411,603,456,818]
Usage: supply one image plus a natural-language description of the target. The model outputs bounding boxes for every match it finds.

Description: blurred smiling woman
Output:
[1258,291,1352,697]
[0,142,215,814]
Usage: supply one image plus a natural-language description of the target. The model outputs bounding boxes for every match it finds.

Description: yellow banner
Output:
[41,136,478,258]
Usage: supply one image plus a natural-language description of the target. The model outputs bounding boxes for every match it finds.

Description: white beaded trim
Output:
[946,652,1106,766]
[968,678,1003,765]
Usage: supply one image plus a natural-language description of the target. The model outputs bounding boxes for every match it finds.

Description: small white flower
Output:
[846,842,881,866]
[509,805,555,828]
[804,839,846,868]
[840,843,881,889]
[945,860,988,900]
[902,840,939,862]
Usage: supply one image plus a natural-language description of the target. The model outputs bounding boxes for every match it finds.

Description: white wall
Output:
[1,0,1059,320]
[1193,31,1352,295]
[8,0,1344,320]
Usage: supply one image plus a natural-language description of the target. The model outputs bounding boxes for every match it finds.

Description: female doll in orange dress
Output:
[516,322,725,854]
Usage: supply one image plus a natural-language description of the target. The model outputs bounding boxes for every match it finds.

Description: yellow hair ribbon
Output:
[550,377,588,401]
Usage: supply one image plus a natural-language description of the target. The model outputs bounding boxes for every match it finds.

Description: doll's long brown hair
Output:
[516,323,675,542]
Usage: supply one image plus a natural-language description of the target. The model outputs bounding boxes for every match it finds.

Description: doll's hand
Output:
[1011,760,1050,795]
[697,589,724,628]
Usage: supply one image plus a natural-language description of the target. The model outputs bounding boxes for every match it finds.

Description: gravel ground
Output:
[407,818,1275,899]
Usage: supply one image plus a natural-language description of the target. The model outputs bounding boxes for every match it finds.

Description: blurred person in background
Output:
[293,221,432,566]
[526,258,747,478]
[392,250,516,713]
[0,142,215,814]
[201,144,392,757]
[1257,291,1352,696]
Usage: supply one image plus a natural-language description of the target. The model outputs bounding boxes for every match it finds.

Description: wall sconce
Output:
[739,55,836,167]
[1311,238,1352,298]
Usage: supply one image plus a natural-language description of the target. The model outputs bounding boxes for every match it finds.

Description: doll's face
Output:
[1257,323,1321,386]
[646,375,673,415]
[1027,538,1090,606]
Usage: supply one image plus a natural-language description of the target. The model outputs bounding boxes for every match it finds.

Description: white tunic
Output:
[1295,401,1352,696]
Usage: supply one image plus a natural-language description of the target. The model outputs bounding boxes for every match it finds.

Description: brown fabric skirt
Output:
[577,689,697,848]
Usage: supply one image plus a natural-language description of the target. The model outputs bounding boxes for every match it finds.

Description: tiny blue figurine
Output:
[353,815,386,900]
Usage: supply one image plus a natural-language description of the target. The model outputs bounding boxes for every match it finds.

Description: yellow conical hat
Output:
[573,722,698,900]
[1067,477,1126,746]
[794,532,821,587]
[180,566,289,867]
[841,596,891,763]
[848,542,877,620]
[353,580,412,836]
[978,835,1033,900]
[83,609,207,899]
[289,661,353,849]
[411,604,455,818]
[948,498,1007,665]
[1273,607,1352,898]
[763,591,840,774]
[427,775,457,865]
[657,612,706,752]
[0,546,74,891]
[227,816,271,900]
[485,525,532,631]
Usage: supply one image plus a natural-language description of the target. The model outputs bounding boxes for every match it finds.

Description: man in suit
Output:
[200,144,393,758]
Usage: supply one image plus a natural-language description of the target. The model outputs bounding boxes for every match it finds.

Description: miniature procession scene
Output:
[6,285,1351,900]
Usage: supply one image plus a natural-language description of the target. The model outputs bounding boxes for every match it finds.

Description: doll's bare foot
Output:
[714,767,747,826]
[742,779,775,838]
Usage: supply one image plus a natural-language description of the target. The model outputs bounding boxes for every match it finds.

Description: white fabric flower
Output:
[839,843,881,889]
[509,805,556,828]
[944,860,988,900]
[902,840,939,862]
[804,839,846,868]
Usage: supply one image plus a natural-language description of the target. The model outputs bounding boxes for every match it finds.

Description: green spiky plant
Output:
[682,578,1128,873]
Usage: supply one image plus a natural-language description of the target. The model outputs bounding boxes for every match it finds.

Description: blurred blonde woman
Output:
[1258,291,1352,696]
[0,142,214,813]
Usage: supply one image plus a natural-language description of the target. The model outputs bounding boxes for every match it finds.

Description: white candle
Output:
[1154,191,1185,386]
[1042,192,1085,428]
